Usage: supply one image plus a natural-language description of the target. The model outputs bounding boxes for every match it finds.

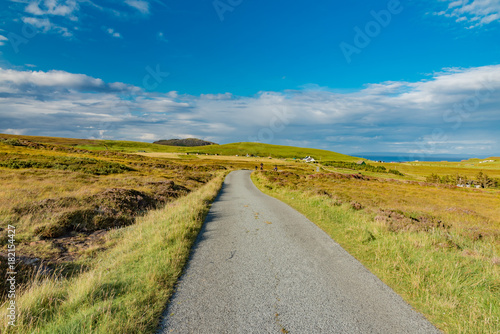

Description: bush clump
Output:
[323,161,405,176]
[426,172,498,188]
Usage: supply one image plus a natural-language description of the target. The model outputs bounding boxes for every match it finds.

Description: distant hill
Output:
[153,138,218,147]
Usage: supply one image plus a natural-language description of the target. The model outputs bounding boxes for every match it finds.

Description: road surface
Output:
[158,170,440,333]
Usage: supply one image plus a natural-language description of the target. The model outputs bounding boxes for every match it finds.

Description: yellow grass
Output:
[308,177,500,235]
[1,172,227,333]
[2,133,499,333]
[253,171,500,333]
[376,158,500,180]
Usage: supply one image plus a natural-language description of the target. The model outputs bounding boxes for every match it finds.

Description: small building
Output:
[356,160,366,165]
[303,156,315,163]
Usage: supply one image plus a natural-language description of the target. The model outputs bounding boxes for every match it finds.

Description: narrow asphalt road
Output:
[158,170,440,333]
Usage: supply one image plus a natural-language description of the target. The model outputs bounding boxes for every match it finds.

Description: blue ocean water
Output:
[352,154,479,163]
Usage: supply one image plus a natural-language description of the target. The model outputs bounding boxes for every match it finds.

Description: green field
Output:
[0,133,360,161]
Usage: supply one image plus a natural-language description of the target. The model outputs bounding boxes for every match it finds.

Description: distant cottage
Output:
[303,156,315,163]
[356,160,366,165]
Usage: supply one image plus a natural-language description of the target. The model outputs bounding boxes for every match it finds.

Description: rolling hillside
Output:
[0,134,360,162]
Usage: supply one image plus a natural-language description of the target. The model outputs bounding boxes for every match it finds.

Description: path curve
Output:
[158,170,440,333]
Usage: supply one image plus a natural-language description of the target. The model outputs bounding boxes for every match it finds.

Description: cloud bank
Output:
[0,65,499,157]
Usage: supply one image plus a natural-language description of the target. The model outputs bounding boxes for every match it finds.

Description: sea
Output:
[351,153,482,163]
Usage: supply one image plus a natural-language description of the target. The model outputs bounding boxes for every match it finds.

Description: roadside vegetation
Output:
[0,172,226,333]
[0,136,224,309]
[252,170,499,333]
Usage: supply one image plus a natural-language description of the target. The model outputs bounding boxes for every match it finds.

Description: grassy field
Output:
[1,133,499,333]
[0,135,226,310]
[376,159,500,180]
[0,134,319,333]
[0,133,361,161]
[252,170,500,333]
[0,172,226,333]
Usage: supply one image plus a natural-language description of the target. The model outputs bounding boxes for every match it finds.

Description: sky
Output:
[0,0,499,158]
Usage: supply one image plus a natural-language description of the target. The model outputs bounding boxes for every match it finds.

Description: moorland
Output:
[0,133,498,333]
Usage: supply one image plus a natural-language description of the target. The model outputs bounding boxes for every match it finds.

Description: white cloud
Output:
[0,66,499,155]
[7,0,151,40]
[436,0,500,27]
[16,1,81,38]
[157,31,168,43]
[106,28,122,38]
[22,16,73,37]
[0,68,139,93]
[0,35,7,46]
[1,128,26,135]
[199,93,233,100]
[125,0,150,14]
[22,16,51,32]
[25,0,80,19]
[139,133,160,141]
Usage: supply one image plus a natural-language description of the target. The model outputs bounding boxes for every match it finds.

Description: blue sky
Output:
[0,0,499,158]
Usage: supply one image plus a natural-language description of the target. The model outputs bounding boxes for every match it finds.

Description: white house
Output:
[303,156,315,163]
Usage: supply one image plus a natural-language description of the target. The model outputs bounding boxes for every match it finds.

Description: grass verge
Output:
[252,172,499,334]
[1,172,227,333]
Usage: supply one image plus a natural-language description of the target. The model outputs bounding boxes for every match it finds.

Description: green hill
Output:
[0,133,359,162]
[180,142,360,161]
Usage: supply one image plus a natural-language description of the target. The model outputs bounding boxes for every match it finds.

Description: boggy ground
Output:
[0,137,224,301]
[263,170,500,241]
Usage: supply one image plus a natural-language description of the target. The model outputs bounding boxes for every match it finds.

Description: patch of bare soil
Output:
[374,209,449,233]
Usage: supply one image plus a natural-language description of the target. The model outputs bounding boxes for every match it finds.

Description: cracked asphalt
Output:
[157,170,440,334]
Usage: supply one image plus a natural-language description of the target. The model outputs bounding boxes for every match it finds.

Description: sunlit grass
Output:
[2,132,499,333]
[378,159,500,179]
[0,172,226,333]
[252,172,500,333]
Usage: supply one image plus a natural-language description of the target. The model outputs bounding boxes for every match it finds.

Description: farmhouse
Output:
[356,160,366,165]
[303,156,315,163]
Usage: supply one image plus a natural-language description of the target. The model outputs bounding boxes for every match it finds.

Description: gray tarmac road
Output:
[158,170,440,334]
